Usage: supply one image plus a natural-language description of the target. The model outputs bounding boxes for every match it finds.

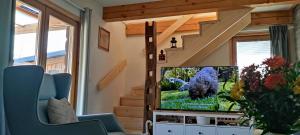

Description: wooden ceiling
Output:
[103,0,300,22]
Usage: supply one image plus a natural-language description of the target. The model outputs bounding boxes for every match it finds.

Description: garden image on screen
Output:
[160,67,240,112]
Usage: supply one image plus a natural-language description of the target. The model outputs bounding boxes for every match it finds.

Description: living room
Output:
[0,0,300,135]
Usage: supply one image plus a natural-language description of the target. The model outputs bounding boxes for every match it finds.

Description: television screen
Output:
[160,66,240,112]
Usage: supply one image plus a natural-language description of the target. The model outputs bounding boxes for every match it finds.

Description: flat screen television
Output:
[159,66,240,112]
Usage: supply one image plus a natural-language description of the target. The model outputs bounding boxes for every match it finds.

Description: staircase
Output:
[162,8,253,67]
[114,8,253,134]
[114,86,144,134]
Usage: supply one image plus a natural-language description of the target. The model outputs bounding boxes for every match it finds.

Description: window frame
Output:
[15,0,81,109]
[230,33,270,66]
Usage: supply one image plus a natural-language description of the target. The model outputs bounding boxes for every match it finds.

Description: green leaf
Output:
[227,102,236,112]
[240,118,250,126]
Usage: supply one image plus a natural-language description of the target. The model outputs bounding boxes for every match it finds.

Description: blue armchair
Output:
[3,65,125,135]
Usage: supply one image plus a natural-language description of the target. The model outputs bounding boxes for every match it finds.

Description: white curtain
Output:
[0,0,15,134]
[76,8,92,115]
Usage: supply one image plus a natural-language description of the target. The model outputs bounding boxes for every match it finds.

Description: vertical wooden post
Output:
[144,21,157,133]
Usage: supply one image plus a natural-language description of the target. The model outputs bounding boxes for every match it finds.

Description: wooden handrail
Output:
[97,59,127,90]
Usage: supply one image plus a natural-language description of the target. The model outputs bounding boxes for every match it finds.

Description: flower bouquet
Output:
[226,56,300,134]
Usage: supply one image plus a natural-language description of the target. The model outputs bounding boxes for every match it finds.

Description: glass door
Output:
[45,15,74,74]
[45,8,80,105]
[13,0,80,107]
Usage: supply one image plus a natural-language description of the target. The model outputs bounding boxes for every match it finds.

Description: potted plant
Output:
[226,56,300,134]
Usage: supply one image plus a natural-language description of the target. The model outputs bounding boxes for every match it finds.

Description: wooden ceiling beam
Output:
[103,0,300,22]
[126,10,293,36]
[126,13,218,36]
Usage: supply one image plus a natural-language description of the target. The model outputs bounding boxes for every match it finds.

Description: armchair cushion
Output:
[48,98,78,124]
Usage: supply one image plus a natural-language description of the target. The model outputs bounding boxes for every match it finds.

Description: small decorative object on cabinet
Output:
[158,50,166,61]
[153,110,253,135]
[223,56,300,135]
[98,27,110,52]
[170,37,177,48]
[143,120,153,135]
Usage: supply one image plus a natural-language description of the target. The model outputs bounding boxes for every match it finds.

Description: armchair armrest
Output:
[40,120,108,135]
[78,113,125,133]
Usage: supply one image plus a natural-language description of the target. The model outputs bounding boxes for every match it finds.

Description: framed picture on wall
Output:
[98,27,110,52]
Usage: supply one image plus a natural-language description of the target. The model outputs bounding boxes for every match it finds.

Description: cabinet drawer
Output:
[217,127,250,135]
[155,124,184,135]
[186,126,216,135]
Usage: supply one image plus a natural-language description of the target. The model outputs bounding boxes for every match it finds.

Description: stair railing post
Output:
[144,21,157,134]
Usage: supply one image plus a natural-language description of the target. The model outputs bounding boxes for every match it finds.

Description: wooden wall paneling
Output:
[251,10,293,25]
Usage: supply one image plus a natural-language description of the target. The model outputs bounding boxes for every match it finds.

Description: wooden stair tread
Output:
[121,96,144,107]
[131,89,144,96]
[165,47,184,53]
[132,86,144,90]
[122,96,144,100]
[181,34,200,39]
[199,20,219,25]
[118,117,144,130]
[114,106,144,118]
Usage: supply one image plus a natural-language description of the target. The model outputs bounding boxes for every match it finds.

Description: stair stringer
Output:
[163,8,253,67]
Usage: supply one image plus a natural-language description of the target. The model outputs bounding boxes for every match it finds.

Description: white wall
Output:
[70,0,127,114]
[199,42,231,66]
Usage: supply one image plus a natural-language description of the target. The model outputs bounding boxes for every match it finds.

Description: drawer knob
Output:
[168,130,172,133]
[198,132,203,135]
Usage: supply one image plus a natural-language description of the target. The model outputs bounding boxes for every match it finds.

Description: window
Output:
[14,0,80,106]
[14,2,41,65]
[231,35,271,72]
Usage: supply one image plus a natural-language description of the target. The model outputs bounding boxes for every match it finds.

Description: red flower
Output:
[262,56,286,69]
[264,73,286,90]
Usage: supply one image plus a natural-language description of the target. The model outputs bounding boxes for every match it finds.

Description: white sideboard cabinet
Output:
[153,110,253,135]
